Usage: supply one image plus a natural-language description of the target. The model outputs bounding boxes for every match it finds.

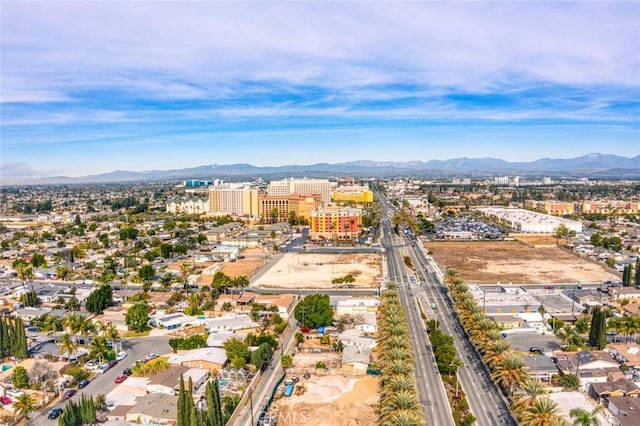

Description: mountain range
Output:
[7,153,640,184]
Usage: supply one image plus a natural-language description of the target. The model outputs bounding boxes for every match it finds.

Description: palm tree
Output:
[491,352,528,398]
[12,393,36,419]
[105,323,121,352]
[180,262,194,292]
[519,397,562,426]
[512,378,548,418]
[90,337,109,364]
[482,340,512,369]
[58,333,78,361]
[569,406,603,426]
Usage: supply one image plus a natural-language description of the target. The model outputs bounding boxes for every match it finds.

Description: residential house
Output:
[203,314,259,332]
[106,405,134,423]
[522,355,558,382]
[342,346,370,373]
[125,393,178,425]
[556,351,621,390]
[92,306,128,332]
[182,368,210,391]
[335,298,380,316]
[609,344,640,369]
[589,378,640,403]
[206,331,236,348]
[149,312,199,331]
[605,396,640,426]
[146,366,189,395]
[610,287,640,301]
[168,347,228,371]
[338,328,377,350]
[253,293,297,319]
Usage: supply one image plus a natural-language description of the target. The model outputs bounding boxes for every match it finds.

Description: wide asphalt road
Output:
[407,238,517,426]
[380,212,454,426]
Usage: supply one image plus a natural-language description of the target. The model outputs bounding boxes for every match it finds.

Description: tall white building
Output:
[208,188,259,216]
[267,178,333,205]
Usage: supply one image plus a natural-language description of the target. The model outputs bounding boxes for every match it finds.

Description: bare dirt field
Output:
[513,233,560,247]
[220,248,267,277]
[252,252,382,289]
[424,240,619,284]
[271,374,379,426]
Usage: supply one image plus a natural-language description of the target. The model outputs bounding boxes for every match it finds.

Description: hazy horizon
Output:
[2,2,639,180]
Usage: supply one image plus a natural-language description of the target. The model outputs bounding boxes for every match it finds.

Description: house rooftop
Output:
[147,365,189,388]
[127,393,178,421]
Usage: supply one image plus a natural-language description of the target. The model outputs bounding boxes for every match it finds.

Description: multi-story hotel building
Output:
[332,185,374,203]
[208,188,259,217]
[266,178,333,205]
[259,194,322,223]
[310,206,362,239]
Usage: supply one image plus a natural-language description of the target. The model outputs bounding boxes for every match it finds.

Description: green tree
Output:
[11,366,29,389]
[558,373,580,390]
[223,338,250,363]
[251,342,272,371]
[58,333,78,360]
[125,303,150,332]
[569,406,603,426]
[138,264,156,281]
[206,379,224,426]
[280,354,293,372]
[588,307,607,349]
[12,393,36,419]
[294,294,333,328]
[85,283,114,313]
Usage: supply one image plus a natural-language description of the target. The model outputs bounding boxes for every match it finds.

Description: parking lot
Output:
[505,332,561,353]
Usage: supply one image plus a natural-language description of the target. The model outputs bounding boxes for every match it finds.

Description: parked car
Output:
[144,353,159,361]
[78,379,90,389]
[115,351,127,361]
[114,375,127,384]
[122,367,132,376]
[544,285,554,289]
[108,360,118,368]
[48,408,63,419]
[0,396,11,405]
[63,389,76,400]
[529,347,543,354]
[97,363,110,374]
[84,360,99,371]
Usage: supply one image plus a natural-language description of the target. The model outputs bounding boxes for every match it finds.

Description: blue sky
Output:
[1,1,639,179]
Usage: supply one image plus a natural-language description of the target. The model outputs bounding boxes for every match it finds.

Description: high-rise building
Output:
[258,194,322,223]
[208,188,259,216]
[267,178,333,205]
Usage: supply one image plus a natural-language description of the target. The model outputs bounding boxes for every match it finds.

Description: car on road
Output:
[108,360,118,368]
[63,389,76,400]
[122,367,132,376]
[115,351,127,361]
[48,408,63,419]
[114,375,127,384]
[544,285,554,289]
[144,353,159,361]
[78,379,90,389]
[529,347,543,354]
[97,363,110,374]
[0,396,11,405]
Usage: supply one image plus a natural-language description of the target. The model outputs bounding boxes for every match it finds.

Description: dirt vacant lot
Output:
[252,252,382,289]
[271,374,379,426]
[424,240,619,284]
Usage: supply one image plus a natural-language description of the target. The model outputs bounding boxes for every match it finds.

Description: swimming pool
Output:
[1,365,11,372]
[218,379,229,387]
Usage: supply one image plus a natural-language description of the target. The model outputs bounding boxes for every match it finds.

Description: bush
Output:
[12,366,29,389]
[315,361,327,369]
[61,365,88,383]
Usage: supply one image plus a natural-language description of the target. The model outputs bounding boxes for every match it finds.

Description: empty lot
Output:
[424,240,618,284]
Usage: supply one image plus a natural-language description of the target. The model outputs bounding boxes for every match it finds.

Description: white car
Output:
[5,387,24,397]
[84,360,99,371]
[97,363,110,374]
[115,351,127,361]
[144,353,158,361]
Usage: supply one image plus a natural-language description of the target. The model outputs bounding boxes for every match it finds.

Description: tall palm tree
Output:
[105,323,121,352]
[482,341,512,369]
[569,406,603,426]
[180,262,194,292]
[519,397,562,426]
[491,352,528,398]
[12,393,36,419]
[90,336,109,364]
[58,333,78,361]
[512,378,548,418]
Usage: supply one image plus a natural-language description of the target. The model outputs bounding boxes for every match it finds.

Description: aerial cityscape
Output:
[1,2,640,426]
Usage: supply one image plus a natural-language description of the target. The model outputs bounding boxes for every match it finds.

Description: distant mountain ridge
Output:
[6,153,640,184]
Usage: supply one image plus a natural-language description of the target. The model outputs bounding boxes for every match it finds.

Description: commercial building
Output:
[310,206,362,239]
[332,185,374,204]
[208,187,259,217]
[165,197,210,214]
[258,193,321,223]
[267,178,333,205]
[478,208,582,233]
